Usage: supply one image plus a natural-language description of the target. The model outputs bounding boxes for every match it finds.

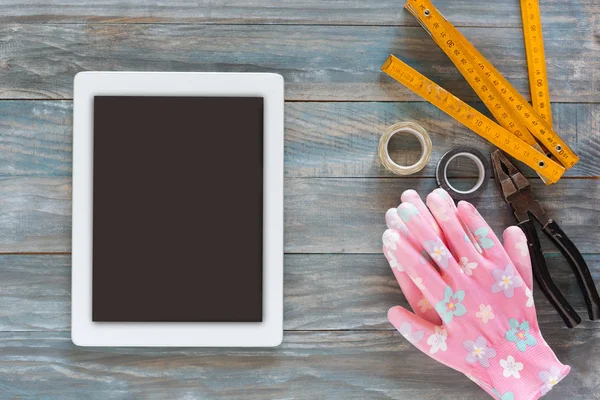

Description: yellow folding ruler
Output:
[381,56,564,182]
[381,0,578,183]
[521,0,552,124]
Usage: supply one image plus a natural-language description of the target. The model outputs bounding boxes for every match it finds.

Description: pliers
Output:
[491,150,600,328]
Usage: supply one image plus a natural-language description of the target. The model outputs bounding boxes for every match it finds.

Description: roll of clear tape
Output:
[378,122,432,175]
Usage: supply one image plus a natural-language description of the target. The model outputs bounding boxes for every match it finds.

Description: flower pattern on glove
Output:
[398,322,424,345]
[491,264,523,298]
[382,230,400,250]
[387,250,404,272]
[506,319,537,352]
[426,326,448,354]
[463,232,482,252]
[463,336,496,368]
[475,304,494,324]
[382,188,569,400]
[492,389,515,400]
[474,226,495,249]
[500,355,524,379]
[418,296,432,313]
[412,276,425,290]
[398,203,419,222]
[525,287,534,308]
[385,208,401,228]
[435,286,467,323]
[429,201,450,222]
[459,256,478,275]
[515,235,528,257]
[385,208,407,235]
[539,366,566,395]
[423,238,450,269]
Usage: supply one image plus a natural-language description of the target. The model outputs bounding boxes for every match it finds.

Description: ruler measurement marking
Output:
[382,56,565,182]
[406,0,577,168]
[521,0,552,124]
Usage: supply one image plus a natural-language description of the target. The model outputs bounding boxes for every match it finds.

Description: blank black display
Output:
[92,96,263,322]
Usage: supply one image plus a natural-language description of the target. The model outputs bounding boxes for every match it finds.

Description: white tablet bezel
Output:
[72,72,284,347]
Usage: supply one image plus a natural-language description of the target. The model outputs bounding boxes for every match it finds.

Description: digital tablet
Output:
[72,72,284,347]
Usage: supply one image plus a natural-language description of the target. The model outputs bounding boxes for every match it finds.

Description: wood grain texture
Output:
[0,0,597,27]
[286,102,600,178]
[0,255,70,331]
[0,176,597,254]
[0,24,597,101]
[0,177,71,252]
[1,254,599,332]
[284,178,600,254]
[2,100,596,178]
[286,253,600,331]
[0,331,595,400]
[0,0,598,397]
[0,100,71,176]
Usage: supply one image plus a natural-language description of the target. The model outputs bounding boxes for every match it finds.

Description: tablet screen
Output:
[92,96,263,322]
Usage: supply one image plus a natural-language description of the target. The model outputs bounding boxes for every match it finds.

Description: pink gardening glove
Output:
[382,188,569,400]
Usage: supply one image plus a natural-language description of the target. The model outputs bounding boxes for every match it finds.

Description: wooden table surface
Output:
[0,0,598,398]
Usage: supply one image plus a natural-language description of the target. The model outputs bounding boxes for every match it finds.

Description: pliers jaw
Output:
[491,149,600,326]
[491,150,548,225]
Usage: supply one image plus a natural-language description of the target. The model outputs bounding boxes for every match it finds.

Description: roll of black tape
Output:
[436,147,490,200]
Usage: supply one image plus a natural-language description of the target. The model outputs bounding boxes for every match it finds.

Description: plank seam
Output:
[0,21,523,28]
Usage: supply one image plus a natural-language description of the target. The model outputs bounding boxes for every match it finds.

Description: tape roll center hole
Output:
[444,153,486,194]
[386,129,424,168]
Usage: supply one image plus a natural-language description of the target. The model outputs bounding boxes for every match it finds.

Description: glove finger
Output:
[388,206,440,257]
[431,187,457,211]
[426,190,483,273]
[385,209,444,324]
[456,201,529,299]
[388,306,435,350]
[397,202,463,280]
[384,245,443,325]
[383,228,447,309]
[389,306,458,368]
[431,188,480,246]
[400,189,444,239]
[503,226,533,289]
[385,208,407,232]
[456,201,512,265]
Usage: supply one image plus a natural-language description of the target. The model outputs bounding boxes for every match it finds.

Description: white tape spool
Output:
[378,122,432,175]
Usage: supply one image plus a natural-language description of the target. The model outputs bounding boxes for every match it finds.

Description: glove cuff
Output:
[465,328,570,400]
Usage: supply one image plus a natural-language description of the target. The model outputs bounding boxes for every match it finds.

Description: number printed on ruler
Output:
[521,0,552,124]
[381,56,566,182]
[405,0,577,168]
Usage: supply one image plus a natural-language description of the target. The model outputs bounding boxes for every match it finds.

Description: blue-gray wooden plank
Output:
[0,330,594,400]
[0,176,597,253]
[1,101,598,178]
[0,254,598,331]
[0,0,598,398]
[285,102,600,178]
[0,24,597,101]
[0,0,596,28]
[284,178,600,254]
[0,101,71,176]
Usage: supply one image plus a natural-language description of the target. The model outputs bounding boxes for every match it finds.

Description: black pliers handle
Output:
[492,150,600,328]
